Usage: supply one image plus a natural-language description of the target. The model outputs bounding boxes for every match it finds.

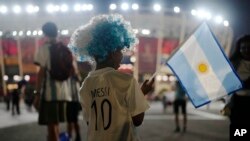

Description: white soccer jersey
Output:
[34,42,72,101]
[80,67,149,141]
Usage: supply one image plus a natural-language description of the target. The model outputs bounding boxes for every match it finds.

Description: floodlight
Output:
[0,5,8,14]
[60,4,68,12]
[121,3,129,10]
[142,29,150,35]
[174,6,180,13]
[110,4,117,10]
[132,3,139,10]
[223,20,229,27]
[215,15,223,24]
[13,5,21,14]
[74,4,81,12]
[153,4,161,12]
[18,31,23,36]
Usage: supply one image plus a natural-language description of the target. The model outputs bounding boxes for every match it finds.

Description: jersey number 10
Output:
[91,99,112,130]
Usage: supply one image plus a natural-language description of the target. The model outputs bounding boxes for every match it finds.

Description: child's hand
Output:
[141,78,155,95]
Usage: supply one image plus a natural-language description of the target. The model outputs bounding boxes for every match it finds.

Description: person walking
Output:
[173,81,187,133]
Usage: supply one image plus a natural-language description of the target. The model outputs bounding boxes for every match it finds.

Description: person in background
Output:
[5,89,11,111]
[228,35,250,139]
[33,22,72,141]
[66,61,82,141]
[11,80,26,115]
[11,88,20,115]
[68,14,155,141]
[173,81,187,133]
[162,94,168,113]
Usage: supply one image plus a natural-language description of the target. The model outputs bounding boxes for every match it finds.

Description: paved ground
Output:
[0,101,229,141]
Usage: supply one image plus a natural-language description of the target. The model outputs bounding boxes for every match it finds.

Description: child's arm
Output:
[132,113,145,126]
[131,77,155,126]
[141,77,155,95]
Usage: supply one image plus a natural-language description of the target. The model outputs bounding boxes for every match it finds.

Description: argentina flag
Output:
[167,23,243,108]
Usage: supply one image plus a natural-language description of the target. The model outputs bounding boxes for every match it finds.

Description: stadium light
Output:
[61,30,69,35]
[205,12,212,20]
[54,5,60,12]
[156,75,162,81]
[215,15,223,24]
[121,3,129,11]
[24,75,30,81]
[12,31,17,36]
[46,4,54,13]
[196,9,212,20]
[81,4,88,11]
[0,31,2,36]
[74,4,81,12]
[34,6,39,12]
[169,75,176,81]
[133,29,139,34]
[26,30,31,36]
[191,9,197,16]
[18,31,23,36]
[162,75,168,81]
[153,4,161,12]
[13,5,21,14]
[38,30,43,35]
[132,3,139,10]
[130,56,136,63]
[142,29,150,35]
[26,4,39,14]
[60,4,68,12]
[13,75,21,82]
[109,4,117,10]
[87,4,93,11]
[3,75,8,81]
[33,30,38,36]
[174,6,180,13]
[223,20,229,27]
[0,5,8,14]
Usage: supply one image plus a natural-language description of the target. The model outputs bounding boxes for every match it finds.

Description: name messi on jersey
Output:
[91,87,110,98]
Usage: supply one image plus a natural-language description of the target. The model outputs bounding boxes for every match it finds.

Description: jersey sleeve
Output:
[79,82,89,123]
[34,45,48,67]
[126,77,150,117]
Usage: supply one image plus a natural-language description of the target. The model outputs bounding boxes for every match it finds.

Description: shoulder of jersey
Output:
[107,70,134,81]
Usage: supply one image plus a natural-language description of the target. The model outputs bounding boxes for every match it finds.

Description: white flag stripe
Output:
[180,35,227,100]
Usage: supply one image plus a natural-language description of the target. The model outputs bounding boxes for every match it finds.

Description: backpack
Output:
[49,42,74,81]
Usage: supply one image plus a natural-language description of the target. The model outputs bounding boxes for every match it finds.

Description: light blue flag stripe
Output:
[167,52,210,107]
[194,24,242,94]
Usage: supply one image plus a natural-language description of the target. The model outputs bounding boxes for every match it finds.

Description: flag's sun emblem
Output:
[198,63,208,73]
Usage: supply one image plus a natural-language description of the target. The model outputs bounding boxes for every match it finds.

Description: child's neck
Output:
[96,61,115,70]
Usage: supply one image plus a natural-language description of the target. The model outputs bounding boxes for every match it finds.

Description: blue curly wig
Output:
[68,14,138,62]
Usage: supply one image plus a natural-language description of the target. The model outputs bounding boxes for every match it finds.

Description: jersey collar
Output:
[89,67,115,76]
